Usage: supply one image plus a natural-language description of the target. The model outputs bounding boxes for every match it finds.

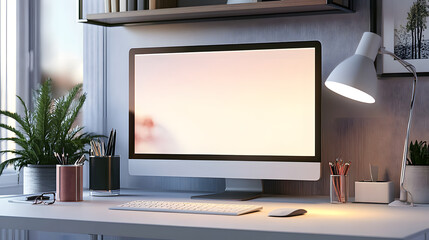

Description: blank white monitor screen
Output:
[129,42,321,164]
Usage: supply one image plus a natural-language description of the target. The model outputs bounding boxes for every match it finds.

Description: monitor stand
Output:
[191,179,263,201]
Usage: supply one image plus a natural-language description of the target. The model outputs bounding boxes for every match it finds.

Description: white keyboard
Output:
[110,200,263,216]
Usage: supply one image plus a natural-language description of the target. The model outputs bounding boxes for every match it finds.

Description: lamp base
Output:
[388,200,414,207]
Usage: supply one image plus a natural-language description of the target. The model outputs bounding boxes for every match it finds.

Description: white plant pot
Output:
[403,165,429,204]
[23,165,56,194]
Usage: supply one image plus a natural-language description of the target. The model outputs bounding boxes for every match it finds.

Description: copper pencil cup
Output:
[56,165,83,202]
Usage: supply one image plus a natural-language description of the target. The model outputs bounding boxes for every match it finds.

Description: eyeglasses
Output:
[33,192,56,205]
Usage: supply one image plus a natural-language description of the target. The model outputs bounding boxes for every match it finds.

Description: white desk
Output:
[0,189,428,240]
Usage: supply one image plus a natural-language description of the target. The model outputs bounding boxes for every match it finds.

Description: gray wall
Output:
[7,1,429,240]
[102,0,429,196]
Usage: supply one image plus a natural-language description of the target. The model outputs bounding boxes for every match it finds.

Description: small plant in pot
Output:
[405,140,429,203]
[0,79,98,194]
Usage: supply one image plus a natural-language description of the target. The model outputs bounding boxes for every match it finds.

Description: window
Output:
[0,0,19,186]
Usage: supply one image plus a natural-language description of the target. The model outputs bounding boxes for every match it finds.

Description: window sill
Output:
[0,185,22,196]
[0,172,22,195]
[0,171,19,187]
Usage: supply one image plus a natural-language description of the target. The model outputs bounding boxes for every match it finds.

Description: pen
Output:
[107,129,114,156]
[112,130,116,156]
[75,154,86,165]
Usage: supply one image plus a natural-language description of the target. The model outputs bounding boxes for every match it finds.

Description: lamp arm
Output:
[379,47,417,205]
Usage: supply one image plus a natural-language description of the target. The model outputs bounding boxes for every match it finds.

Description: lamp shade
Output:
[325,32,382,104]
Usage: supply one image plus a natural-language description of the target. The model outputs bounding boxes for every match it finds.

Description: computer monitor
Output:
[129,42,321,200]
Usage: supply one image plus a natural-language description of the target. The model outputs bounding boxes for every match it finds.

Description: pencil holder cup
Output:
[56,165,83,202]
[330,175,349,203]
[89,156,120,196]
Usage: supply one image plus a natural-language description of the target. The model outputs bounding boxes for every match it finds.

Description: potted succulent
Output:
[0,79,98,194]
[404,140,429,203]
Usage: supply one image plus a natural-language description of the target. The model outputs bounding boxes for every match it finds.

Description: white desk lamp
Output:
[325,32,417,206]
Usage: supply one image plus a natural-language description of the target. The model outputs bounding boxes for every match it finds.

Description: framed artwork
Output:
[374,0,429,77]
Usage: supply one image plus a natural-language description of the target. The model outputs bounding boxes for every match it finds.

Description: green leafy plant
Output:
[408,140,429,165]
[0,79,99,174]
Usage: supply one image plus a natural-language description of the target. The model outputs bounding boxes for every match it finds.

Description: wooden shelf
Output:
[83,0,354,26]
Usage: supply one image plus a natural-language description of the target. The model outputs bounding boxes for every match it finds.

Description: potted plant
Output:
[404,140,429,203]
[0,79,98,194]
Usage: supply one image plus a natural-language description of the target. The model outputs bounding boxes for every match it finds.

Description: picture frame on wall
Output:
[374,0,429,77]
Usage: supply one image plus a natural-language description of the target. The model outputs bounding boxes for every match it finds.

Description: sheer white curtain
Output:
[0,0,35,186]
[0,0,17,176]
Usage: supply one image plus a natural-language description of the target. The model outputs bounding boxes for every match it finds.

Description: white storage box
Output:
[355,181,394,204]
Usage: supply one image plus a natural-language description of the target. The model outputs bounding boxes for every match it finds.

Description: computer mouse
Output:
[268,208,307,217]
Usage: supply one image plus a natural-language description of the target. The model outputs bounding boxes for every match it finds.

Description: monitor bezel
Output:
[129,41,321,163]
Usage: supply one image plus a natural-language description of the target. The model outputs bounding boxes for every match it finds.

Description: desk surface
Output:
[0,189,428,240]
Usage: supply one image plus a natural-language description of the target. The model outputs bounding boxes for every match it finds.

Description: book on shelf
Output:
[105,0,111,13]
[149,0,177,10]
[128,0,137,11]
[111,0,119,12]
[120,0,127,11]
